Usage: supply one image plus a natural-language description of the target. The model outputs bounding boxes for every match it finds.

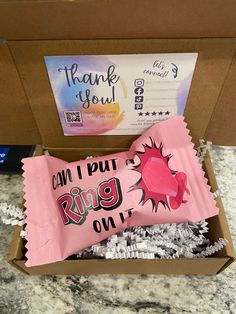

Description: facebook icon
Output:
[134,87,144,95]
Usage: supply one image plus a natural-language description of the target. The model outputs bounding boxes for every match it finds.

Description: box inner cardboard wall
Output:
[1,38,236,147]
[8,38,236,148]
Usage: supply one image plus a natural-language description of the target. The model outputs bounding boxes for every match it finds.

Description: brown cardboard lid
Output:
[8,38,236,148]
[0,0,236,40]
[0,41,41,145]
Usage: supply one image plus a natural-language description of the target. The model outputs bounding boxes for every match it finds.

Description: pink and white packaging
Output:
[22,116,219,266]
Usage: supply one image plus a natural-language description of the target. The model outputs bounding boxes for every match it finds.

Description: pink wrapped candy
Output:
[22,116,218,266]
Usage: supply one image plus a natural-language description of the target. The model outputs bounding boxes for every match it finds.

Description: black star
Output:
[138,112,143,116]
[158,111,163,115]
[165,111,170,115]
[152,112,157,116]
[145,112,150,116]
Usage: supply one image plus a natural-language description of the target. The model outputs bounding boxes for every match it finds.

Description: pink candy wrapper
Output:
[22,116,219,266]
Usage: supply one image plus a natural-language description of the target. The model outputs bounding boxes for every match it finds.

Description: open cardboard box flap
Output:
[0,42,41,145]
[0,1,236,147]
[0,0,236,40]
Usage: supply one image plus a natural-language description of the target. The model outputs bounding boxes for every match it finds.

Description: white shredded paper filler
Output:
[76,221,227,260]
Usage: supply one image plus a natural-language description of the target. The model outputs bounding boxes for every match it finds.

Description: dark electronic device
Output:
[0,145,35,174]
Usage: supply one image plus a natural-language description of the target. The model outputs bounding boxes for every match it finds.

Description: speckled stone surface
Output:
[0,146,235,314]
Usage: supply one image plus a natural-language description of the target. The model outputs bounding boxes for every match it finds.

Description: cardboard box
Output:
[0,1,235,274]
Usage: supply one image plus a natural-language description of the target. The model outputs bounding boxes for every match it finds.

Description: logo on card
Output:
[134,79,145,87]
[134,79,145,111]
[134,87,144,95]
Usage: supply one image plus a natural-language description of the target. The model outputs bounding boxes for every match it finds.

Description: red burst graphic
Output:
[130,138,189,211]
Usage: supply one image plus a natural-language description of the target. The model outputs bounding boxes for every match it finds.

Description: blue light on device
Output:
[0,147,10,164]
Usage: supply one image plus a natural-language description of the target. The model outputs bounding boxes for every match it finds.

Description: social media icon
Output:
[134,79,144,87]
[135,96,144,103]
[135,103,143,110]
[134,87,144,95]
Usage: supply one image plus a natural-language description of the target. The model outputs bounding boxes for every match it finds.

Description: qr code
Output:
[64,111,82,124]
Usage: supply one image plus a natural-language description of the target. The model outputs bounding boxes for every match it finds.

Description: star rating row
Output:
[138,111,170,117]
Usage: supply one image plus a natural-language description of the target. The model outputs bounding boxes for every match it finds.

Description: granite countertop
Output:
[0,146,235,314]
